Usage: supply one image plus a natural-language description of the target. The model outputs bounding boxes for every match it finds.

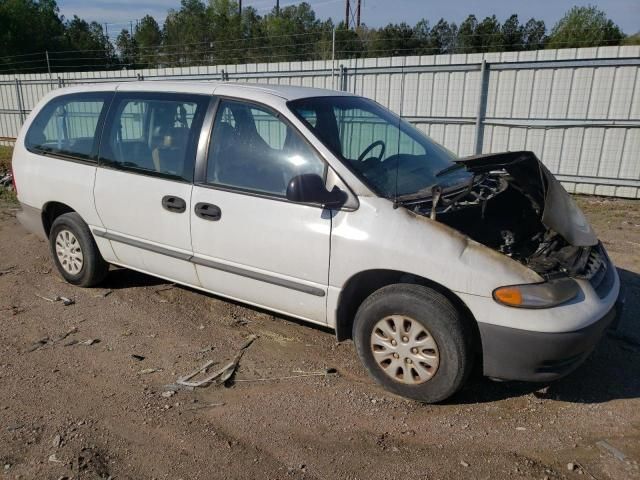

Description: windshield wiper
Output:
[393,185,437,207]
[435,163,465,177]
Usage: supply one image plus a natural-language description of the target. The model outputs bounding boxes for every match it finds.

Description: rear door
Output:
[190,98,331,323]
[93,91,210,284]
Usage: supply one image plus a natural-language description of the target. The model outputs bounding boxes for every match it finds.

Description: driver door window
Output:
[206,100,325,197]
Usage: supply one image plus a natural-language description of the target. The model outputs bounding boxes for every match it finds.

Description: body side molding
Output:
[93,229,326,297]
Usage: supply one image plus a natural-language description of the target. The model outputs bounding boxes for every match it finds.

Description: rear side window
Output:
[206,100,325,197]
[25,93,111,161]
[100,93,209,182]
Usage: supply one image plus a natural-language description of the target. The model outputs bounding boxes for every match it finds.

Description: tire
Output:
[49,212,109,287]
[352,283,473,403]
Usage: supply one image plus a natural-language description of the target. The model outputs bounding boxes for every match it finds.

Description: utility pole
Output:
[239,0,242,15]
[345,0,361,29]
[276,0,280,16]
[345,0,350,26]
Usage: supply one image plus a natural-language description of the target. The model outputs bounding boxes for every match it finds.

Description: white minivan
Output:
[13,81,622,402]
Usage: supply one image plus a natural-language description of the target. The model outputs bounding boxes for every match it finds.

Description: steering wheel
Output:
[357,140,386,162]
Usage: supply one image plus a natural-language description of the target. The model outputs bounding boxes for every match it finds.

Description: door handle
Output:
[195,202,222,221]
[162,195,186,213]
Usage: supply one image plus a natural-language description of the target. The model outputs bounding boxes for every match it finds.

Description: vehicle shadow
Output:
[452,267,640,405]
[100,266,336,333]
[100,266,168,290]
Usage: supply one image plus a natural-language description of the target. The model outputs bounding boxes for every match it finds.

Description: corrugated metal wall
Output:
[1,45,639,197]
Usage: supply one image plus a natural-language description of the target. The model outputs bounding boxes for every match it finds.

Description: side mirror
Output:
[286,174,347,208]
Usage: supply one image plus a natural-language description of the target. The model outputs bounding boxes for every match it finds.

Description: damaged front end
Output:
[398,151,604,281]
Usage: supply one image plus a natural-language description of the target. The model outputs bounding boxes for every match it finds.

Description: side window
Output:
[206,100,325,197]
[100,93,208,181]
[25,93,110,161]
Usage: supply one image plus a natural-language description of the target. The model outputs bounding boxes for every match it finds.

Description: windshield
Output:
[288,96,472,198]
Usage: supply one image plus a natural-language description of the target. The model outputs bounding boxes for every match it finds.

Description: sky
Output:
[57,0,640,36]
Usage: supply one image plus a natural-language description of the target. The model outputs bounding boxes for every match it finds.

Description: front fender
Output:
[329,197,542,298]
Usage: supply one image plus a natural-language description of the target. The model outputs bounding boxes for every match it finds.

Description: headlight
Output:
[492,277,580,309]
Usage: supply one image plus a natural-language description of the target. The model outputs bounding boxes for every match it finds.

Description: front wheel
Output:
[49,212,109,287]
[352,283,473,403]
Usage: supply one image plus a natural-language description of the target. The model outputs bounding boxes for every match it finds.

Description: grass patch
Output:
[0,187,17,205]
[0,145,13,172]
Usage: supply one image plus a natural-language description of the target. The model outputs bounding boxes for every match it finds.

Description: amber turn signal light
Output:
[493,286,523,306]
[492,277,580,309]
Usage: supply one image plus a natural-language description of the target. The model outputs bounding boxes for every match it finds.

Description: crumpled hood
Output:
[455,151,598,247]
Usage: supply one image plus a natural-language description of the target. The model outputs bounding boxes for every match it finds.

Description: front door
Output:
[190,99,331,323]
[94,91,210,285]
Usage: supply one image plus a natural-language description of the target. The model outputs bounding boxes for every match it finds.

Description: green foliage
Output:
[428,19,457,54]
[0,1,629,73]
[0,0,65,71]
[116,29,137,67]
[0,145,12,171]
[547,6,624,49]
[134,15,162,67]
[622,32,640,46]
[523,19,547,50]
[0,186,17,204]
[0,145,16,204]
[56,16,116,70]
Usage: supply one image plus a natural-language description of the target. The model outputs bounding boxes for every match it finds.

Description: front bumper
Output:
[478,294,624,382]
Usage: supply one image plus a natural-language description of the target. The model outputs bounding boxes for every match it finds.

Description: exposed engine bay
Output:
[399,151,603,279]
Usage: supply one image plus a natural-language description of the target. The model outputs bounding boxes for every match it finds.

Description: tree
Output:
[622,32,640,46]
[263,2,322,62]
[547,6,624,49]
[0,0,66,72]
[162,0,209,66]
[429,19,457,54]
[134,15,162,67]
[413,19,435,55]
[207,0,243,64]
[0,1,627,73]
[502,14,524,51]
[61,16,116,70]
[475,15,502,52]
[523,19,546,50]
[457,15,479,52]
[331,21,366,59]
[371,23,420,56]
[240,6,266,63]
[116,29,137,68]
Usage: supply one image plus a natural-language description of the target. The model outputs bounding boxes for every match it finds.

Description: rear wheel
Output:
[353,283,473,403]
[49,213,109,287]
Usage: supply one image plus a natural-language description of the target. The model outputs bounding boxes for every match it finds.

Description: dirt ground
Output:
[0,194,639,480]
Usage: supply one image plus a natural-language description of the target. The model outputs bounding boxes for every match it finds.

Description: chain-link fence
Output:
[1,45,639,197]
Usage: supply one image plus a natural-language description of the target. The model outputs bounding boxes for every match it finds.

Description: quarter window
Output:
[25,93,110,161]
[206,100,325,197]
[100,93,209,181]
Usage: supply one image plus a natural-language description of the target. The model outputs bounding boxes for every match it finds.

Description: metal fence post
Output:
[474,60,489,155]
[14,79,25,124]
[339,65,347,91]
[45,51,52,80]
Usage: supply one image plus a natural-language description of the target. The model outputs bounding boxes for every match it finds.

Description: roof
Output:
[215,82,354,101]
[55,80,355,102]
